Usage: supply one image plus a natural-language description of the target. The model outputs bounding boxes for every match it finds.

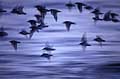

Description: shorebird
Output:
[75,2,86,13]
[94,35,106,46]
[65,1,75,11]
[48,9,61,22]
[79,33,91,51]
[84,5,93,10]
[103,11,112,21]
[37,23,49,30]
[9,40,21,51]
[19,29,30,38]
[34,14,44,24]
[35,5,49,19]
[42,42,56,53]
[63,21,76,31]
[27,20,37,26]
[40,53,53,60]
[0,27,8,37]
[11,6,26,15]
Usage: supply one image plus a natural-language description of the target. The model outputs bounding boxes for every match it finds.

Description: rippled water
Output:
[0,0,120,79]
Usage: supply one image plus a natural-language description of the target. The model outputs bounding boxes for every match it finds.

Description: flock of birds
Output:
[0,1,119,60]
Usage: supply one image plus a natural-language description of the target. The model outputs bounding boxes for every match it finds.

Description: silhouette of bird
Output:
[92,16,103,24]
[63,21,75,31]
[37,23,49,30]
[34,14,44,24]
[75,2,86,13]
[91,8,103,19]
[110,12,119,19]
[40,53,53,60]
[35,5,49,19]
[79,33,91,51]
[103,11,112,21]
[19,30,30,38]
[42,42,56,52]
[9,40,21,51]
[94,35,106,46]
[0,27,8,37]
[29,26,40,39]
[111,18,120,23]
[27,20,37,26]
[84,5,93,10]
[65,1,75,11]
[11,6,26,15]
[48,9,61,22]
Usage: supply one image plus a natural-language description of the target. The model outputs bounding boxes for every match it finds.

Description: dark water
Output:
[0,0,120,79]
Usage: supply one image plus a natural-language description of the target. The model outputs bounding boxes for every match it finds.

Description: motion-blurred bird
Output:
[84,5,93,10]
[63,21,75,31]
[19,30,30,38]
[79,33,91,51]
[11,6,26,15]
[42,42,56,53]
[103,11,112,21]
[75,2,86,13]
[27,20,37,26]
[34,14,44,24]
[35,5,49,19]
[40,53,53,60]
[49,9,61,22]
[94,35,106,46]
[9,40,21,51]
[37,23,49,30]
[65,1,75,11]
[0,27,8,37]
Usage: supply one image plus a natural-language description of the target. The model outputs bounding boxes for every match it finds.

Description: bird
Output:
[27,20,37,26]
[103,11,112,21]
[29,26,40,39]
[19,29,30,38]
[94,35,106,46]
[42,42,56,53]
[84,5,93,10]
[0,27,8,37]
[63,21,76,31]
[65,1,75,11]
[48,9,61,22]
[40,53,53,60]
[37,23,49,30]
[11,6,26,15]
[75,2,86,13]
[92,16,103,24]
[9,40,21,51]
[34,14,44,24]
[35,5,49,19]
[79,33,91,51]
[91,8,103,18]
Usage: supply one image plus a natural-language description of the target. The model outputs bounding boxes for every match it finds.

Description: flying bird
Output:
[9,40,21,51]
[11,6,26,15]
[40,53,53,60]
[65,1,75,11]
[27,20,37,26]
[94,35,106,46]
[0,27,8,37]
[34,14,44,24]
[79,33,91,51]
[49,9,61,22]
[103,11,112,21]
[42,42,56,53]
[63,21,76,31]
[19,29,30,38]
[35,5,49,19]
[75,2,86,13]
[84,5,93,10]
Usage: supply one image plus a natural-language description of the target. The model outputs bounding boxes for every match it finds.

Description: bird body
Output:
[9,40,20,51]
[0,27,8,37]
[63,21,75,31]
